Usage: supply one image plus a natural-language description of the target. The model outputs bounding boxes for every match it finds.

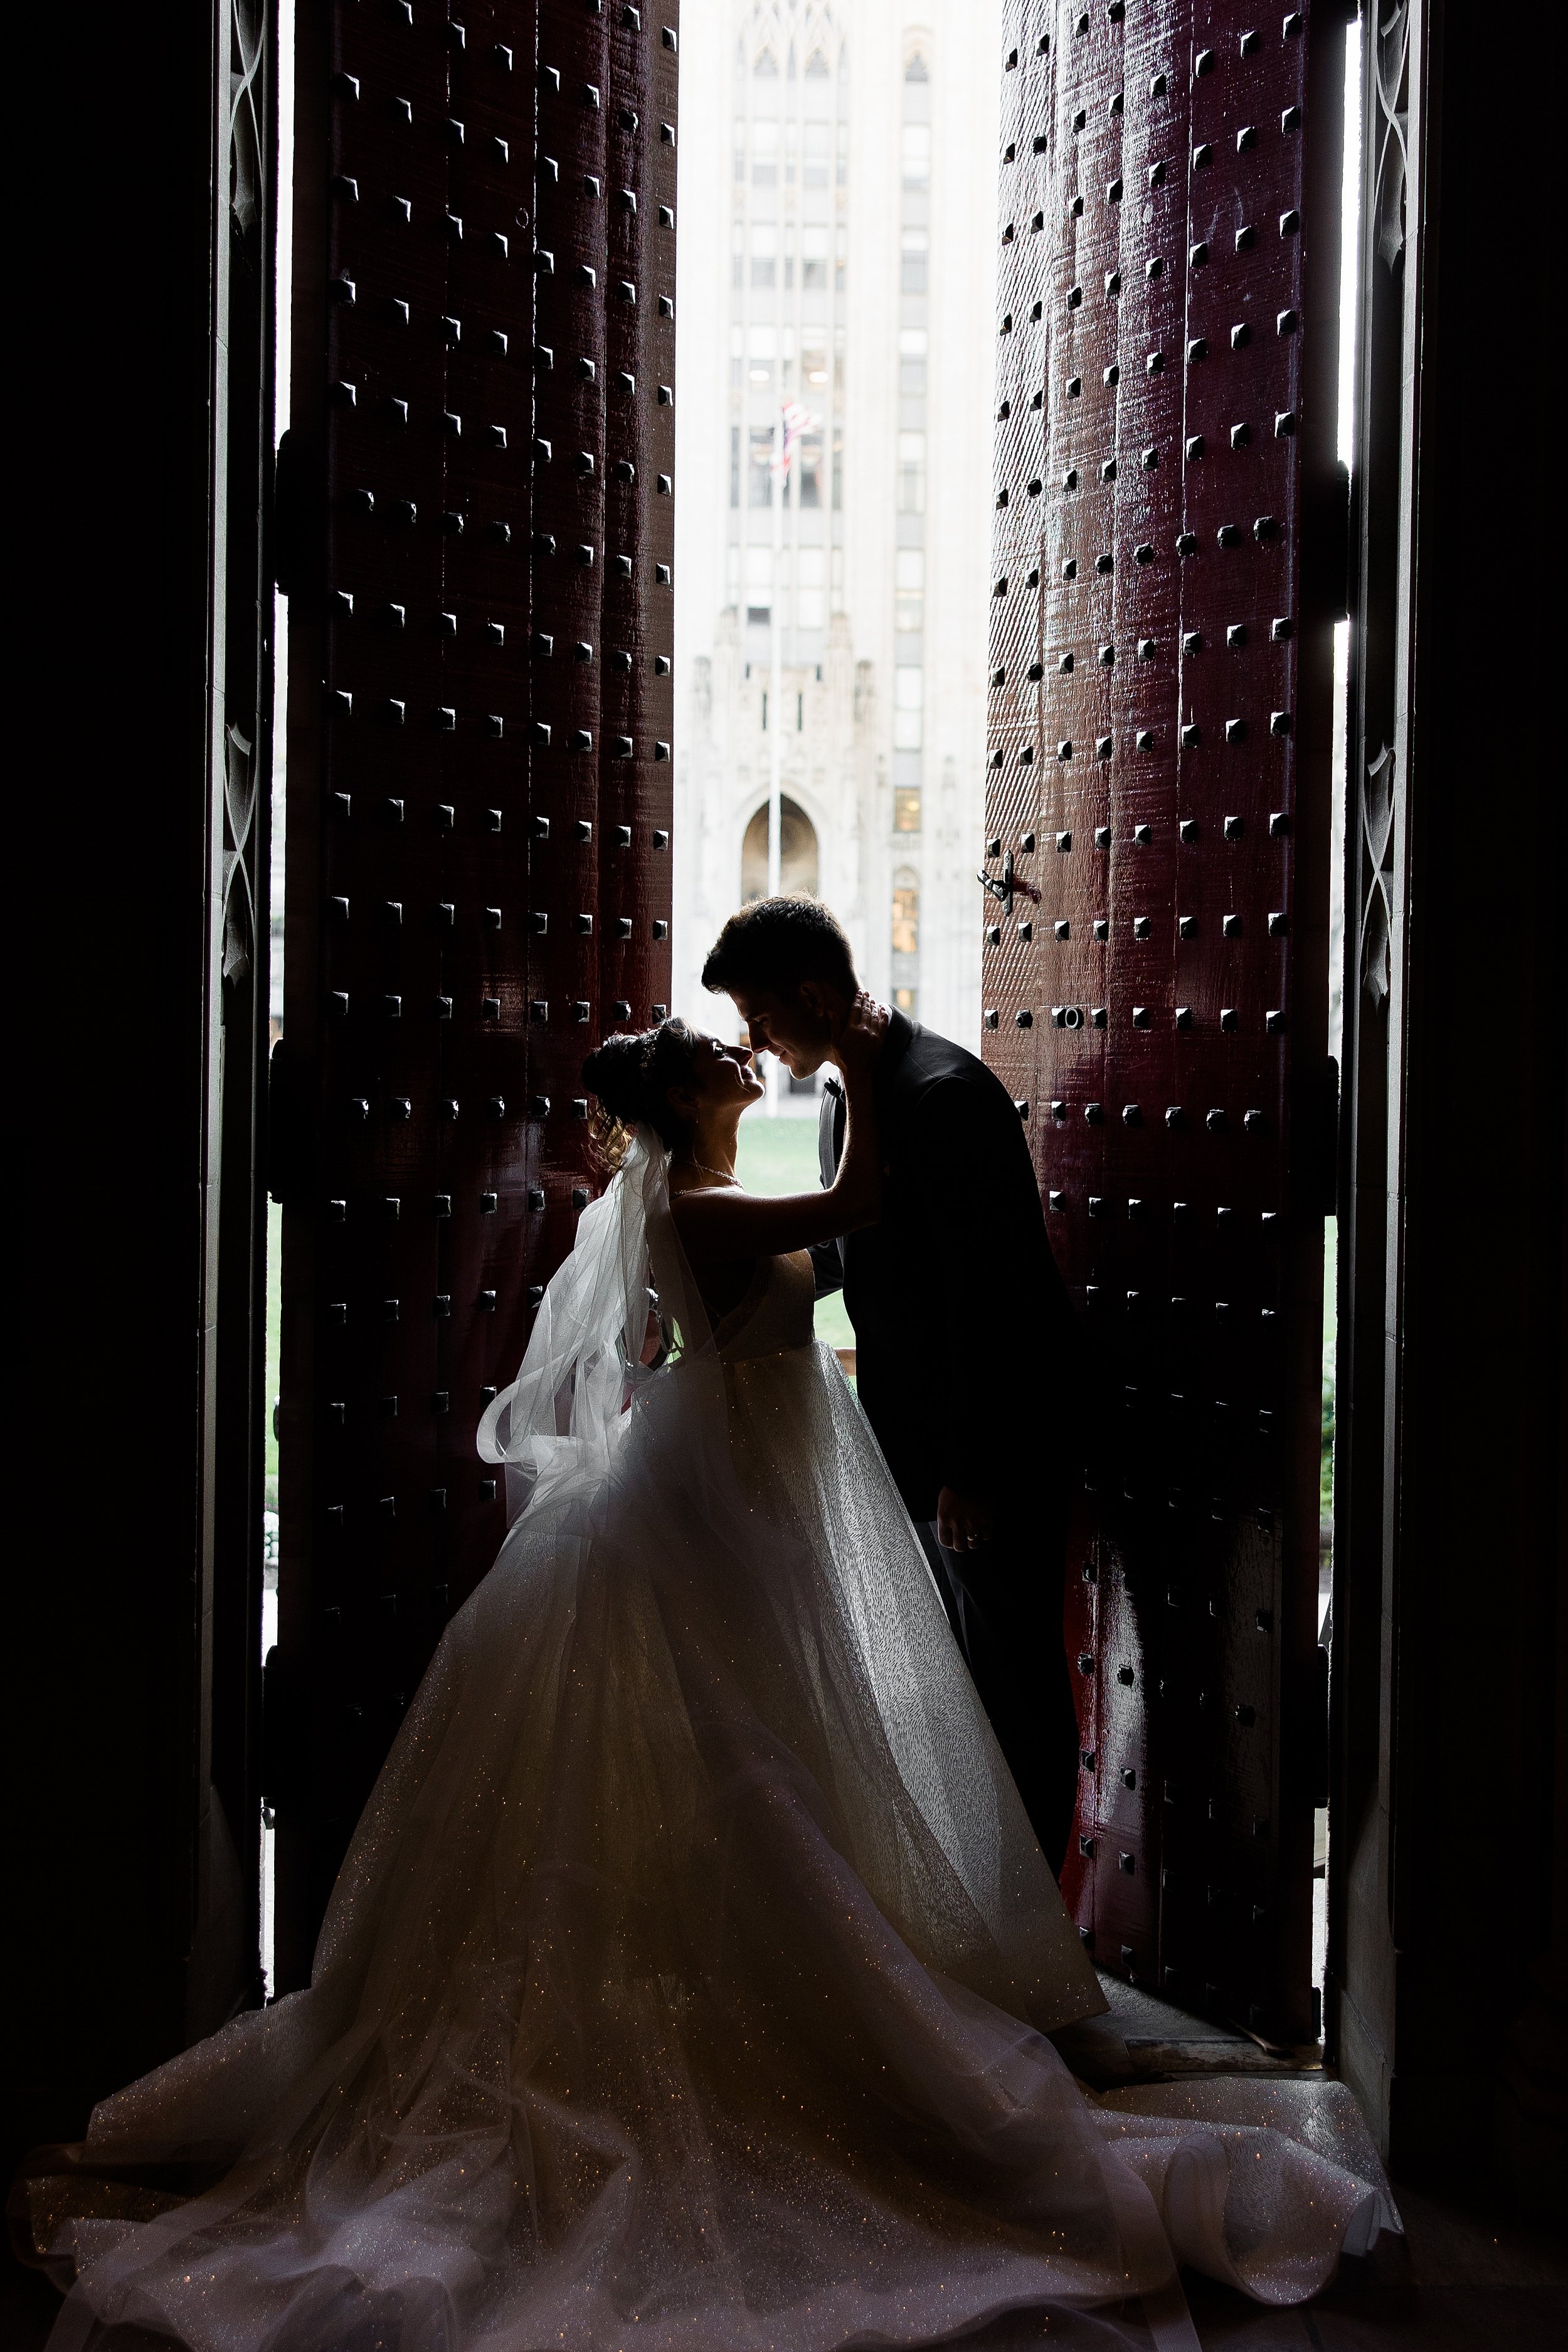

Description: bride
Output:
[17,1004,1395,2352]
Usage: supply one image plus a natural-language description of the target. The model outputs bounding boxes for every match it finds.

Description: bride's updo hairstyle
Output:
[582,1018,703,1168]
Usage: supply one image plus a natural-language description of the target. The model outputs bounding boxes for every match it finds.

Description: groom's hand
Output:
[937,1486,993,1552]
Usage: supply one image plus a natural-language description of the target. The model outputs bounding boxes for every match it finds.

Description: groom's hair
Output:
[701,896,857,1000]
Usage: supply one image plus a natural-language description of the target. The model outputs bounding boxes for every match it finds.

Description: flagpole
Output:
[766,399,784,1116]
[763,397,812,1115]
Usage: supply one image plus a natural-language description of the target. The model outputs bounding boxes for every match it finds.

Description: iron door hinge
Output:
[271,428,317,598]
[267,1037,313,1205]
[260,1642,305,1814]
[1301,459,1351,625]
[1310,1643,1330,1809]
[1293,1056,1340,1219]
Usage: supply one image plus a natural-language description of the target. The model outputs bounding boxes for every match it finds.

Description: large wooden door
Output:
[270,0,677,1990]
[985,0,1343,2042]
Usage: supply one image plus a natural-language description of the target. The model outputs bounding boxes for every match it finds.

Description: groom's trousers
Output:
[916,1506,1079,1880]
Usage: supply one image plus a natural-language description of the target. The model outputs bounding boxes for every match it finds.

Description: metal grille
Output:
[986,0,1338,2040]
[273,0,678,1986]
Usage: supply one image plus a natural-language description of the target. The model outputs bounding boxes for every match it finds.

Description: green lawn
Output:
[1321,1217,1337,1526]
[734,1108,855,1353]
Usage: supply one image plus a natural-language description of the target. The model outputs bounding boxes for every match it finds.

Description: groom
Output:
[704,896,1081,1877]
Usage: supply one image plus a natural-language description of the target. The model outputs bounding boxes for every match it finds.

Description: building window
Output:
[748,428,774,506]
[893,666,923,750]
[729,425,740,507]
[895,548,924,632]
[835,221,848,295]
[797,431,824,509]
[894,787,922,832]
[803,120,830,186]
[741,795,820,901]
[897,431,926,512]
[754,46,778,80]
[752,119,778,183]
[832,428,844,511]
[745,544,772,622]
[747,324,775,385]
[802,342,828,388]
[837,119,849,185]
[801,224,829,292]
[891,870,920,956]
[904,41,931,83]
[901,122,930,191]
[900,227,928,294]
[893,986,918,1015]
[805,46,830,79]
[730,323,744,391]
[750,223,776,290]
[898,329,927,397]
[797,546,825,627]
[831,544,845,610]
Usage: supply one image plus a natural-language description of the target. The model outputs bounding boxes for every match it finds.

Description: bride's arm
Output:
[672,998,886,1263]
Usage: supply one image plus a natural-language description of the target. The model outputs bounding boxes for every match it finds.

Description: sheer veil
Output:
[476,1126,690,1523]
[474,1128,757,1560]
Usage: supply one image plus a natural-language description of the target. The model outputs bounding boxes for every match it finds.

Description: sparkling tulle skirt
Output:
[19,1336,1394,2351]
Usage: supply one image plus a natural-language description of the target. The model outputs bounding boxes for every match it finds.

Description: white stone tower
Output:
[672,0,1002,1048]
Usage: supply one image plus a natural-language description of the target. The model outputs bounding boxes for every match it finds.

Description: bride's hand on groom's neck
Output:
[831,992,889,1089]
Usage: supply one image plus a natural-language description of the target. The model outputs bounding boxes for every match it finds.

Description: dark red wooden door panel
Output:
[987,0,1339,2042]
[274,0,677,1989]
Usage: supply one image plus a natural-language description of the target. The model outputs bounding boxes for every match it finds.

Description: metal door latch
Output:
[977,849,1016,913]
[977,849,1041,917]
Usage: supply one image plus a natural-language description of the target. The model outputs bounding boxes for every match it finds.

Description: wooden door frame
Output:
[191,0,278,2042]
[3,0,277,2153]
[8,0,1562,2220]
[1329,0,1567,2200]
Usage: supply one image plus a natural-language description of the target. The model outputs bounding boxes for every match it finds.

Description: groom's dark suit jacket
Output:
[812,1011,1074,1524]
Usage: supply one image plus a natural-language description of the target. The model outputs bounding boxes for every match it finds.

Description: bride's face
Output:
[677,1031,766,1123]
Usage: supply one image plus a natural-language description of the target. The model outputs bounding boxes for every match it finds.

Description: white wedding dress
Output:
[22,1135,1395,2352]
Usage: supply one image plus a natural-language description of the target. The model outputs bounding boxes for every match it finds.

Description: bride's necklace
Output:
[683,1154,736,1187]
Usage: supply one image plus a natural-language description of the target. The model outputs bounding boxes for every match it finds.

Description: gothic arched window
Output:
[891,870,919,956]
[741,797,820,902]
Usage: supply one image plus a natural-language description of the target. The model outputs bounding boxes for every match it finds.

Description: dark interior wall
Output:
[1373,0,1566,2186]
[1,5,225,2153]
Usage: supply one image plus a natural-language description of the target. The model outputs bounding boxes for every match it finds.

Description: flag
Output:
[773,401,815,481]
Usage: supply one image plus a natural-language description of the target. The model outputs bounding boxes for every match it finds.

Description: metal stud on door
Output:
[273,0,677,1991]
[986,0,1340,2042]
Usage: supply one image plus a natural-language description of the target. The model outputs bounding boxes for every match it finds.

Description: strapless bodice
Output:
[712,1249,816,1362]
